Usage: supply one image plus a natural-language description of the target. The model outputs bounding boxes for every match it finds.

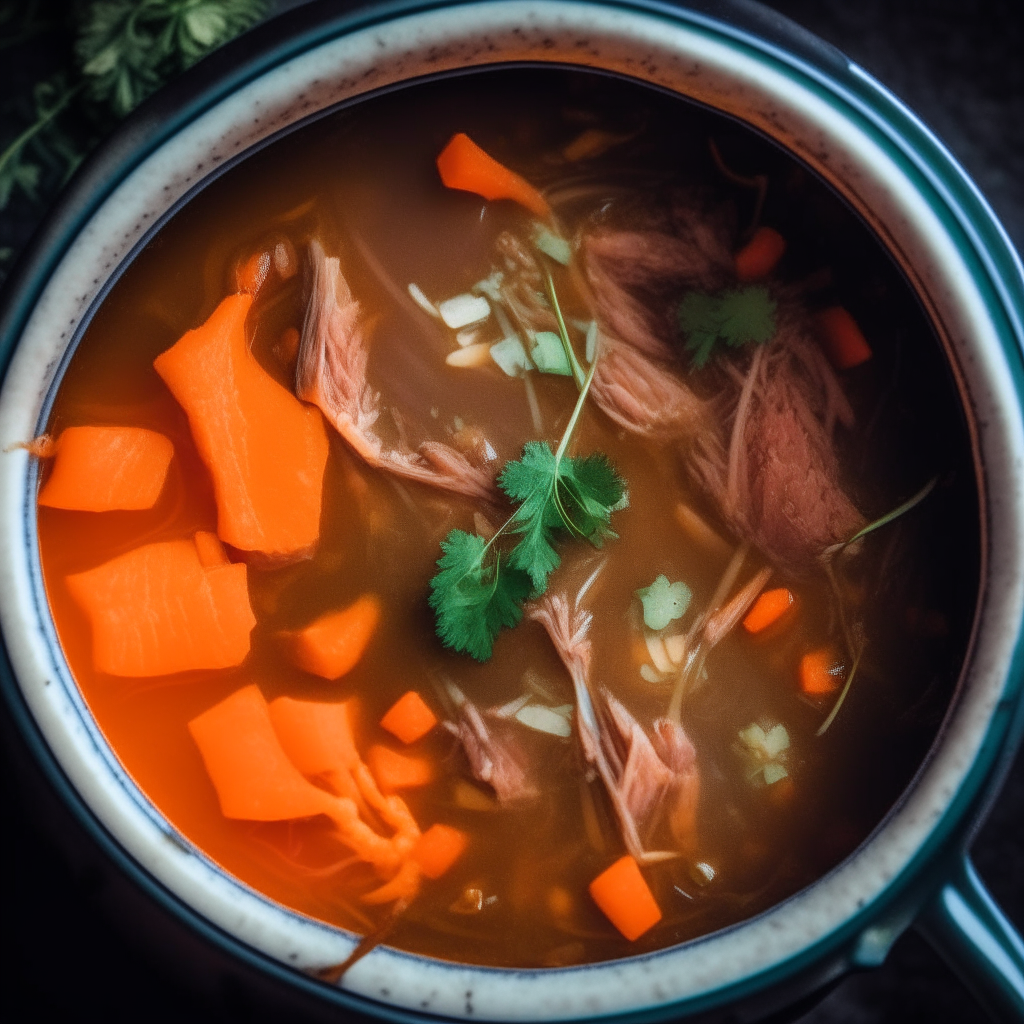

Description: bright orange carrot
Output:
[193,530,229,567]
[189,685,338,822]
[153,293,329,559]
[285,594,381,680]
[735,226,786,281]
[66,536,255,676]
[815,306,872,369]
[411,824,467,879]
[380,691,438,745]
[367,745,433,793]
[437,133,551,218]
[235,250,272,296]
[743,587,795,634]
[268,697,361,778]
[588,855,662,941]
[799,647,845,695]
[38,426,173,512]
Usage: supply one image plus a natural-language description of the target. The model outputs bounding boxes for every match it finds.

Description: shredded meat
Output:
[444,685,537,804]
[296,240,495,501]
[530,592,699,861]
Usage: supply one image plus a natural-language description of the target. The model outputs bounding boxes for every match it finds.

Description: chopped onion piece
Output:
[490,336,531,376]
[532,224,572,265]
[531,331,572,376]
[639,663,663,684]
[644,631,674,675]
[408,282,440,318]
[762,763,789,786]
[457,327,482,347]
[439,293,490,329]
[763,724,790,758]
[664,633,687,665]
[515,704,572,737]
[446,342,492,368]
[491,693,532,719]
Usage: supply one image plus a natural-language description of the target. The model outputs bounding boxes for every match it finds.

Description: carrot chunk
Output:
[285,594,381,680]
[38,426,173,512]
[268,697,361,779]
[380,691,438,745]
[193,530,229,567]
[815,306,872,369]
[799,647,845,695]
[411,824,468,879]
[735,226,786,281]
[189,685,338,822]
[437,133,551,218]
[743,587,795,633]
[367,745,433,792]
[588,855,662,941]
[153,293,329,559]
[66,536,255,676]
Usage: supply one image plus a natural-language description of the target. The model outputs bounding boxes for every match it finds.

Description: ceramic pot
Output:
[1,1,1021,1021]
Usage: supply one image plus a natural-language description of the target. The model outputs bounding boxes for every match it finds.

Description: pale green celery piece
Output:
[763,723,790,758]
[472,271,504,301]
[762,763,789,786]
[532,223,572,265]
[738,723,768,752]
[636,574,693,631]
[515,704,573,737]
[531,331,573,375]
[490,336,532,376]
[585,320,598,363]
[439,293,490,329]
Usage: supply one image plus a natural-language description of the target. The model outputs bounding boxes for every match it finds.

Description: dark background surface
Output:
[1,1,1021,1021]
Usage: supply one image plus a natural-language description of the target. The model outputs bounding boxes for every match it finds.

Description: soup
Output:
[34,68,978,970]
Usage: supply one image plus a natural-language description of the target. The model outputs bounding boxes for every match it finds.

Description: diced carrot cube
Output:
[367,745,433,793]
[66,536,255,676]
[799,648,845,695]
[411,824,468,879]
[38,426,173,512]
[735,226,786,281]
[815,306,872,369]
[380,691,438,745]
[588,855,662,941]
[285,594,381,680]
[743,587,795,633]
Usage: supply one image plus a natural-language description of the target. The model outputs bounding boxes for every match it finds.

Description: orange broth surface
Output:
[37,69,978,968]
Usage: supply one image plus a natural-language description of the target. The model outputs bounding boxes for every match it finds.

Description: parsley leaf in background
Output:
[678,286,777,368]
[428,530,532,662]
[0,0,268,284]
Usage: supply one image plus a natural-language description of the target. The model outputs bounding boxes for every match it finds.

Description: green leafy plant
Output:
[677,285,777,368]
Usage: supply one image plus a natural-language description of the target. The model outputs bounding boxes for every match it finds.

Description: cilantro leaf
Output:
[678,286,777,368]
[428,530,531,661]
[636,574,693,630]
[500,442,563,593]
[556,453,626,546]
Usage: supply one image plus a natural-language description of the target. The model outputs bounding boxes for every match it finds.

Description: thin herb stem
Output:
[827,475,938,555]
[816,647,863,737]
[543,266,587,390]
[0,82,84,186]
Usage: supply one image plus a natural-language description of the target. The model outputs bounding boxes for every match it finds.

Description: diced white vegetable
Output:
[457,327,481,347]
[408,282,440,318]
[738,723,768,752]
[531,331,572,375]
[439,293,490,329]
[585,321,599,363]
[516,704,573,737]
[532,224,572,265]
[639,664,663,684]
[763,723,791,758]
[664,632,687,665]
[490,336,531,376]
[762,763,789,786]
[644,631,674,675]
[472,271,504,301]
[550,704,574,718]
[446,342,492,368]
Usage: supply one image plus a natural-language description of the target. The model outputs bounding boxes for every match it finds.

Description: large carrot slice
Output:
[154,293,329,559]
[437,133,551,218]
[66,536,255,676]
[284,594,381,680]
[268,697,361,778]
[38,425,173,512]
[588,855,662,941]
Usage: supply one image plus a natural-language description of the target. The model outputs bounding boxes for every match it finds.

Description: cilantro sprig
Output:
[677,286,777,368]
[429,290,626,661]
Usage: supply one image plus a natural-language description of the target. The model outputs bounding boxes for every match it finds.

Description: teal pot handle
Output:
[918,857,1024,1022]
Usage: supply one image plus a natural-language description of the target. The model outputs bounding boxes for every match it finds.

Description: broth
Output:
[36,68,978,968]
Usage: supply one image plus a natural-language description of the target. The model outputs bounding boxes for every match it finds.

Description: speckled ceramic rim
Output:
[0,1,1021,1021]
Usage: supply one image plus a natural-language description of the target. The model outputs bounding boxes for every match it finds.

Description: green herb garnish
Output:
[636,574,693,631]
[429,324,626,660]
[677,286,777,368]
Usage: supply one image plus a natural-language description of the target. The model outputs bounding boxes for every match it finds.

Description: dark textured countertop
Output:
[1,1,1021,1021]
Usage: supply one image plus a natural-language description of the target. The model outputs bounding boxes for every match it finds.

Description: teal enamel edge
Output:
[0,1,1021,1021]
